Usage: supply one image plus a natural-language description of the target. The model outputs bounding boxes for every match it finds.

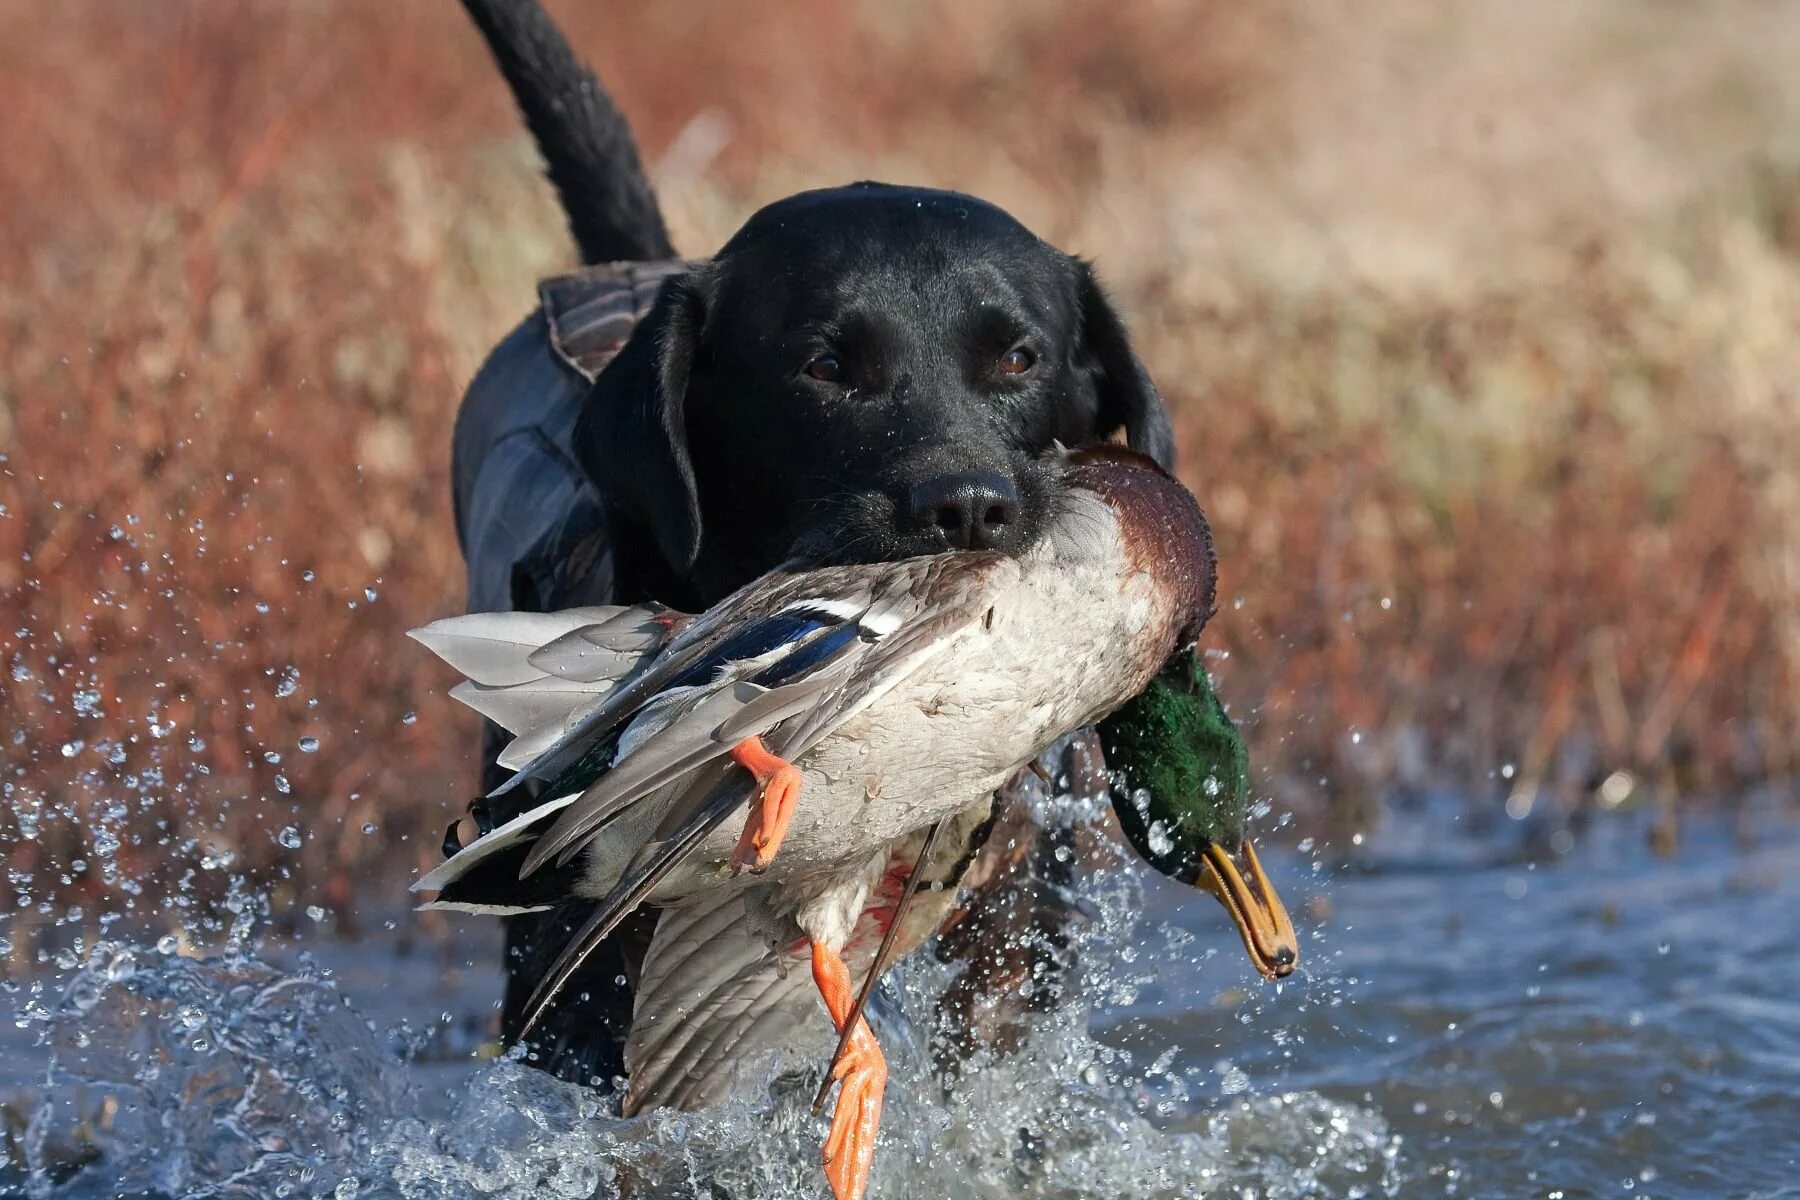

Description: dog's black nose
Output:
[906,471,1020,551]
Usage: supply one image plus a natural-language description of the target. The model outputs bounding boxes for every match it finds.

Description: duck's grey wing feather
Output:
[527,667,852,876]
[409,607,632,686]
[623,897,827,1115]
[515,768,751,1041]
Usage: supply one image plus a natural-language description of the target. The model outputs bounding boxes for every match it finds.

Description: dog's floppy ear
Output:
[1076,262,1177,469]
[573,270,710,572]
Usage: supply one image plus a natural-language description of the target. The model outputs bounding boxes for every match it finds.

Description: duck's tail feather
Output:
[452,676,599,739]
[414,790,581,915]
[516,766,751,1041]
[409,606,636,686]
[412,605,678,771]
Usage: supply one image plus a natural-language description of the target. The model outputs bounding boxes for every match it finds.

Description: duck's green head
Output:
[1097,647,1298,980]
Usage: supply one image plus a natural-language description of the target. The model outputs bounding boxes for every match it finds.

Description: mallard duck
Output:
[409,445,1295,1200]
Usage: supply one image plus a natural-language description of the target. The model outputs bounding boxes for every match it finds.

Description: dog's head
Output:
[577,182,1174,604]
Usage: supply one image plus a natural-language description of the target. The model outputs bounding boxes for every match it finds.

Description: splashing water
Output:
[7,793,1400,1200]
[16,786,1796,1198]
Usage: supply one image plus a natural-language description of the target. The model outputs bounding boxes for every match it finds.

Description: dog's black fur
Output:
[452,0,1174,1086]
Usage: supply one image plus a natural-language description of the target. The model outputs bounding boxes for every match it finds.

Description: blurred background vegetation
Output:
[2,0,1797,952]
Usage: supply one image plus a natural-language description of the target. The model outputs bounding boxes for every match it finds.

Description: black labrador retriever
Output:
[450,0,1174,1086]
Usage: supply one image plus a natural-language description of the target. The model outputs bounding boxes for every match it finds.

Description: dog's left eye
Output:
[998,346,1036,375]
[804,354,844,382]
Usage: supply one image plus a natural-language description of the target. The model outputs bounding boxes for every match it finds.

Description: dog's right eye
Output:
[804,354,844,383]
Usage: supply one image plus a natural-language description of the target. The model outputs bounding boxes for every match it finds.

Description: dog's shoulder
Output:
[540,259,696,382]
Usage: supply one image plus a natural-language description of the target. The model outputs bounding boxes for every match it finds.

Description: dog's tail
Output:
[459,0,674,264]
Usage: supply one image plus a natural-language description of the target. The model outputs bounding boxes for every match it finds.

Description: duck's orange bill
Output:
[1197,840,1299,980]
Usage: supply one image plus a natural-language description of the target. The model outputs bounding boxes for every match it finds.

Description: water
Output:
[5,794,1797,1199]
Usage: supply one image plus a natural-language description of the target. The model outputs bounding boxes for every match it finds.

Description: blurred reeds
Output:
[2,0,1797,939]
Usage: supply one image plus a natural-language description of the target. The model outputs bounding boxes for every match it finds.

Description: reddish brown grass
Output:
[2,0,1796,940]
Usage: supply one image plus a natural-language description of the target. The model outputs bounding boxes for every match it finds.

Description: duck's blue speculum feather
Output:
[752,621,867,686]
[666,612,835,687]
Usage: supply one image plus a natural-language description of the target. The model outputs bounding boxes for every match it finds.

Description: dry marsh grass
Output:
[1,0,1796,937]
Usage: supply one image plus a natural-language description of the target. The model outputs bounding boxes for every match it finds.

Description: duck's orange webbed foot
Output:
[811,940,887,1200]
[728,735,802,875]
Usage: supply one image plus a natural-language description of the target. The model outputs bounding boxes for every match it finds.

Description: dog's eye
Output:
[804,354,844,383]
[998,346,1036,375]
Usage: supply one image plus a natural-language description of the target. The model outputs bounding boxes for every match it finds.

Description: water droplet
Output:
[1145,820,1174,857]
[363,587,378,603]
[400,711,417,726]
[274,666,300,698]
[306,905,327,922]
[274,774,291,795]
[361,822,377,835]
[298,736,319,753]
[276,826,302,850]
[60,739,85,758]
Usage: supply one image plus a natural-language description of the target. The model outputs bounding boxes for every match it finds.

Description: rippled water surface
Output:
[5,796,1796,1199]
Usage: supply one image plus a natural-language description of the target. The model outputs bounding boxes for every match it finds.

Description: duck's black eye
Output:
[804,354,844,382]
[998,346,1036,376]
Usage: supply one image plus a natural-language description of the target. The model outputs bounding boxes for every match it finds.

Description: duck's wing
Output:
[622,893,828,1114]
[483,568,844,800]
[521,552,1011,877]
[508,762,753,1038]
[407,581,855,914]
[623,805,992,1114]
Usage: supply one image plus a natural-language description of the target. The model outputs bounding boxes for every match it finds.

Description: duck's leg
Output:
[727,736,802,874]
[812,820,944,1117]
[811,940,887,1200]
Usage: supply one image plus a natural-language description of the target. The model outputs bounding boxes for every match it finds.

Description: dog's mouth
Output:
[787,459,1059,566]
